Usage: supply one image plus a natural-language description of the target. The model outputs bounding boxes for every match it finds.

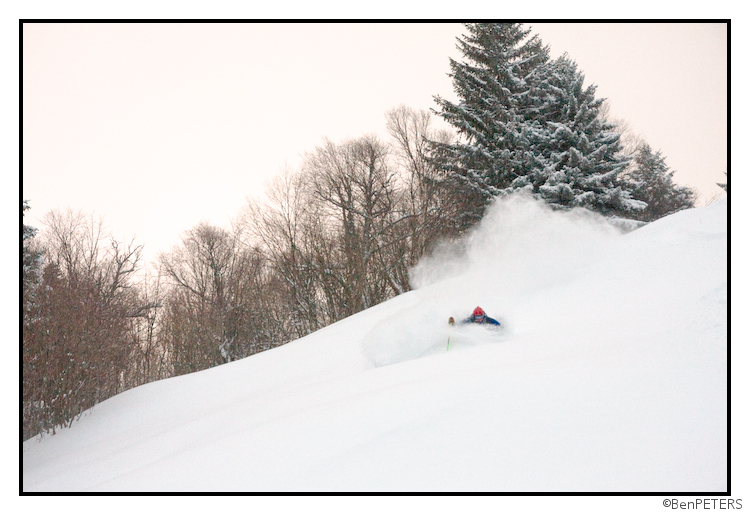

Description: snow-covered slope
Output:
[22,196,727,492]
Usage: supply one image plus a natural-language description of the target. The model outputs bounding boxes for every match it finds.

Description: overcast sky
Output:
[22,22,728,266]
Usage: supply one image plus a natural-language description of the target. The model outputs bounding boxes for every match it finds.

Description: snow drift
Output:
[22,196,727,492]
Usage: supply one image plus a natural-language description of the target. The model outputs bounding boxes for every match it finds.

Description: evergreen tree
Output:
[430,24,644,218]
[622,143,696,221]
[717,171,727,195]
[22,201,43,327]
[23,201,42,292]
[23,201,44,439]
[429,23,550,224]
[514,55,644,216]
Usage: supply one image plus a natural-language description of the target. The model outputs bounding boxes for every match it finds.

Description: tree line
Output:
[22,106,462,440]
[22,23,708,441]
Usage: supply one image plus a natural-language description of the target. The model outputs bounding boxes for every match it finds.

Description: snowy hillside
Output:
[22,196,727,493]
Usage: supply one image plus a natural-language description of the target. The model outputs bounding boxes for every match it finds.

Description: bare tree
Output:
[159,222,270,374]
[126,267,168,386]
[385,106,461,288]
[303,135,402,315]
[23,210,144,440]
[246,168,324,338]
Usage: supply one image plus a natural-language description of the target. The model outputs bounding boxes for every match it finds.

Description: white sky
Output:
[22,22,728,267]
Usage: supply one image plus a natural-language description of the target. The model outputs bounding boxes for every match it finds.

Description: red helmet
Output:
[473,306,485,317]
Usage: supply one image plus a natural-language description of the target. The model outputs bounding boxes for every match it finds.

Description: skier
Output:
[456,306,501,327]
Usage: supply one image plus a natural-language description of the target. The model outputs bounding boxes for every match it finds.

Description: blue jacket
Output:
[463,314,501,326]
